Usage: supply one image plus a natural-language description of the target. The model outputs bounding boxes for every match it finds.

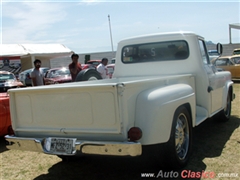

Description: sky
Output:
[1,0,240,54]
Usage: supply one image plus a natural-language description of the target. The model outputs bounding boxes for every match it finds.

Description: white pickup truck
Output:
[5,32,235,169]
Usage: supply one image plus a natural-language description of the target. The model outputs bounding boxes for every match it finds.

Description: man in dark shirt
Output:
[68,53,82,82]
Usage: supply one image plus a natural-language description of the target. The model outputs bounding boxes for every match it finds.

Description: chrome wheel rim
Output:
[88,76,98,81]
[175,113,189,160]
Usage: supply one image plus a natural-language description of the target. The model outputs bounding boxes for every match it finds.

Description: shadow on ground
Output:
[32,116,239,180]
[0,136,8,153]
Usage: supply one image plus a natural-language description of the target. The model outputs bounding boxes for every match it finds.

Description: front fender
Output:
[135,84,195,145]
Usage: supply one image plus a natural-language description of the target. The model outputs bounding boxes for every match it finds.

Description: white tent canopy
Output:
[0,44,74,71]
[0,44,28,57]
[0,44,73,57]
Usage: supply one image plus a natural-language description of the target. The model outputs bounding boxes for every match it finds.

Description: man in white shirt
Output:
[97,58,108,79]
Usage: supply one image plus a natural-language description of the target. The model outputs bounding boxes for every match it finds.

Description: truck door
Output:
[198,39,224,113]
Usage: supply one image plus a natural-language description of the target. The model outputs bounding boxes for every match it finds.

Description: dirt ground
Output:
[0,83,239,180]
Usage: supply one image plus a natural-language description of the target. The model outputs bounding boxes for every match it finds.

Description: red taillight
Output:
[7,125,14,135]
[128,127,142,141]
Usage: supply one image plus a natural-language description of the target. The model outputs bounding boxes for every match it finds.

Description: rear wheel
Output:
[75,69,102,82]
[165,106,192,169]
[142,106,192,169]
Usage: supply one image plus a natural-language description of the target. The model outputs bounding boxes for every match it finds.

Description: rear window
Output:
[122,40,189,63]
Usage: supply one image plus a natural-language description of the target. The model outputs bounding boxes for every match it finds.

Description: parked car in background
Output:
[111,58,116,64]
[0,92,11,136]
[106,64,115,79]
[231,55,240,64]
[232,48,240,55]
[208,50,219,61]
[208,50,219,56]
[0,71,24,136]
[81,60,101,70]
[19,69,32,86]
[19,67,49,86]
[212,55,240,79]
[44,67,72,85]
[0,71,24,92]
[0,62,4,69]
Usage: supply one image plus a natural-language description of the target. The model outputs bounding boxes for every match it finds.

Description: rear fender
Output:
[134,84,195,145]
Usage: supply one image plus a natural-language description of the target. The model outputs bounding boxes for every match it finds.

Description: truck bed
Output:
[9,75,195,141]
[9,81,122,138]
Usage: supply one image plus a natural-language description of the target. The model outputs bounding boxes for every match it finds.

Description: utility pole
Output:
[108,15,114,52]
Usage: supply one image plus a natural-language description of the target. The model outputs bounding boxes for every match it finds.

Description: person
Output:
[31,59,45,86]
[97,58,108,79]
[69,53,82,82]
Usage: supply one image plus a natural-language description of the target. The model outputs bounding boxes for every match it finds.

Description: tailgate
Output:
[9,83,122,136]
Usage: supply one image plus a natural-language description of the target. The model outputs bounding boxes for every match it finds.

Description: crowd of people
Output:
[31,54,109,86]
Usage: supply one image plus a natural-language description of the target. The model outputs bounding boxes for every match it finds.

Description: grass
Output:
[0,83,239,180]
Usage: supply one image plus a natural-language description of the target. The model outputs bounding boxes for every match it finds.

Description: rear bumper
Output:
[5,135,142,157]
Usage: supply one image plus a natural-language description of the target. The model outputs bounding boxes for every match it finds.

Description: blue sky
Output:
[1,0,240,54]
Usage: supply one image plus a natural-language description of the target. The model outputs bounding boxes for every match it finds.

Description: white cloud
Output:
[1,1,239,53]
[2,2,67,43]
[78,0,100,6]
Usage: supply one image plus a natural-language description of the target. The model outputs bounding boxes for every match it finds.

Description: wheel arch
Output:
[222,81,234,108]
[182,103,193,128]
[229,84,234,101]
[134,84,195,145]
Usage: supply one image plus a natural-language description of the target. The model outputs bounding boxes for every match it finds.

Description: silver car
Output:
[19,67,49,86]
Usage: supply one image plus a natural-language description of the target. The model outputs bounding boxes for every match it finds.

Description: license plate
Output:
[50,138,74,154]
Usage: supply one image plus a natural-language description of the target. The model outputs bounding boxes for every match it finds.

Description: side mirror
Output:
[216,43,223,55]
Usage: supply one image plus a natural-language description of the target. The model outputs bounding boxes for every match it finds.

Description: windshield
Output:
[0,74,15,80]
[122,40,189,63]
[47,69,70,78]
[232,56,240,64]
[233,50,240,55]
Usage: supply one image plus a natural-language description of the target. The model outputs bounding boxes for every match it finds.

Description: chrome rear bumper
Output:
[5,135,142,157]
